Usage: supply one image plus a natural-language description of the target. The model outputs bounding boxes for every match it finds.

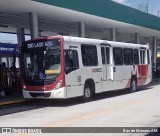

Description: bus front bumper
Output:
[22,87,67,99]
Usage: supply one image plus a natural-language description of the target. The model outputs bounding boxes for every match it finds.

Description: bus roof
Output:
[62,36,149,49]
[23,35,149,49]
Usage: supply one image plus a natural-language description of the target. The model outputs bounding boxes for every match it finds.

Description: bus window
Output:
[140,50,145,64]
[147,50,150,64]
[124,48,133,65]
[65,50,79,68]
[64,50,79,74]
[140,50,143,64]
[101,47,105,64]
[133,49,139,65]
[101,47,110,64]
[106,47,110,64]
[15,57,20,68]
[113,48,123,65]
[8,57,20,68]
[81,45,98,66]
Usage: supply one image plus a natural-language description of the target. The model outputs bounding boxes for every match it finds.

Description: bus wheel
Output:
[130,78,137,93]
[82,83,92,102]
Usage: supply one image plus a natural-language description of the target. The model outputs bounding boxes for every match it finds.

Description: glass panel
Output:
[143,50,145,64]
[106,47,110,64]
[21,38,61,85]
[124,48,133,65]
[147,50,150,64]
[134,49,139,65]
[15,57,19,68]
[81,44,98,66]
[1,57,7,66]
[113,48,123,65]
[101,47,105,64]
[64,50,79,74]
[140,50,143,64]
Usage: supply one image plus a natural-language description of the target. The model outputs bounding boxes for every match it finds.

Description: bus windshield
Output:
[21,38,61,85]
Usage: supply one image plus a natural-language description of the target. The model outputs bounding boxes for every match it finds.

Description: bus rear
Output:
[21,36,66,99]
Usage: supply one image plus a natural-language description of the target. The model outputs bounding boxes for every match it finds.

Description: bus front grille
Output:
[29,92,51,98]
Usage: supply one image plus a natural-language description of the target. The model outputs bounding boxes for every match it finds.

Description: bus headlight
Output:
[54,80,62,90]
[22,85,27,92]
[23,85,26,89]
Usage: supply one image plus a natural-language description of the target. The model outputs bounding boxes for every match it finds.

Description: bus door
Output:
[101,44,113,81]
[139,48,148,85]
[64,46,82,98]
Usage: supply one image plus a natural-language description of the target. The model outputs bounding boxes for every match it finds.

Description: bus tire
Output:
[82,83,92,102]
[130,78,137,93]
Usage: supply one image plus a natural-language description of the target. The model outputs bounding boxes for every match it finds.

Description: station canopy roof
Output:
[0,0,160,38]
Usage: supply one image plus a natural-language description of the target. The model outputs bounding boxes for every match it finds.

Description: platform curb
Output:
[0,99,29,106]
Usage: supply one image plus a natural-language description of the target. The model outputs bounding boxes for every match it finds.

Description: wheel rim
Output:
[85,88,91,98]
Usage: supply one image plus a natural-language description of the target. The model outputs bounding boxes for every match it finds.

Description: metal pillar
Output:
[110,28,117,41]
[152,36,157,67]
[17,27,25,50]
[17,27,25,44]
[78,22,85,38]
[29,12,39,39]
[135,33,140,44]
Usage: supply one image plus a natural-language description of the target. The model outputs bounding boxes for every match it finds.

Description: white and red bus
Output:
[21,36,152,101]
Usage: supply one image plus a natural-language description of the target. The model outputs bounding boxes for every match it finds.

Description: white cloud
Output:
[112,0,127,4]
[112,0,132,7]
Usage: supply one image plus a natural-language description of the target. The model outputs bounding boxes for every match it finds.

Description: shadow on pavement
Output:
[0,81,156,116]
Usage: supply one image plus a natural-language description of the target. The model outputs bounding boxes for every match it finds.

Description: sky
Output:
[112,0,160,16]
[0,33,30,44]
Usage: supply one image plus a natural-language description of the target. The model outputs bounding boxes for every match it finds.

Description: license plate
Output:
[37,96,44,98]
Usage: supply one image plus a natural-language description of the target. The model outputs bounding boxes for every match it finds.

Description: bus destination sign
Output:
[27,41,53,49]
[26,39,60,49]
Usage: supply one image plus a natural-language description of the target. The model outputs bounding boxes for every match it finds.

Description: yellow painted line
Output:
[0,99,29,106]
[47,95,156,127]
[18,134,27,136]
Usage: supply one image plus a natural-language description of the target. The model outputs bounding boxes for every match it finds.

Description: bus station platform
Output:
[0,95,28,106]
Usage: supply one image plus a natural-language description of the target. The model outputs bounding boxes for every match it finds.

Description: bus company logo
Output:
[92,68,102,73]
[2,128,11,133]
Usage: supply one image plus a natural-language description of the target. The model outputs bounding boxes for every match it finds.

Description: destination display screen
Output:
[24,38,61,50]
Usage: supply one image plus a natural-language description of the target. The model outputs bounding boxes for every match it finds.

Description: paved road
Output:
[0,82,160,136]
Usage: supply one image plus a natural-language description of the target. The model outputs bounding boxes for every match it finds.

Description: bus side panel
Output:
[146,64,152,84]
[113,66,134,90]
[65,70,83,98]
[124,65,136,88]
[81,67,103,93]
[137,64,151,86]
[102,80,114,91]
